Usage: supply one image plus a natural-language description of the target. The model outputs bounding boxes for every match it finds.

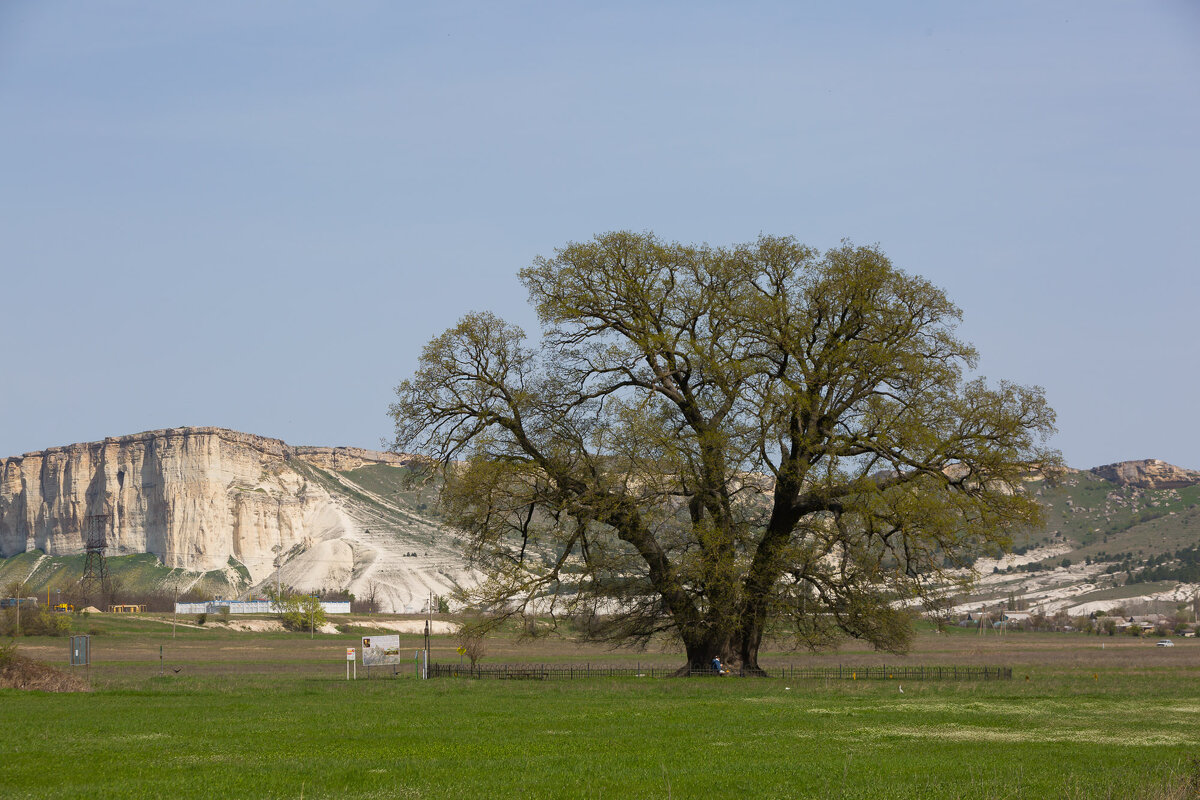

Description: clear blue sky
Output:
[2,2,1197,469]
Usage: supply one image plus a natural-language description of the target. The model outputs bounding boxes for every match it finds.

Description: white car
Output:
[1156,639,1175,647]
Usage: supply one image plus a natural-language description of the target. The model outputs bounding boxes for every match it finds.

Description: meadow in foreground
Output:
[2,618,1198,799]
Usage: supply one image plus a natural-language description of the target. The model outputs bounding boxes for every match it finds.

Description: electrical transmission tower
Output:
[80,513,110,601]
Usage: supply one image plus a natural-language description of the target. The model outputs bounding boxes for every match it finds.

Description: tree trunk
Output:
[680,628,737,675]
[737,615,767,676]
[735,476,805,677]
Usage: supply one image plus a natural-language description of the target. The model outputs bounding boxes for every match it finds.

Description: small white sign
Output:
[346,647,356,662]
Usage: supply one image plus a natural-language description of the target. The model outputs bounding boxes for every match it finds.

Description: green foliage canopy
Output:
[268,588,326,633]
[391,232,1058,670]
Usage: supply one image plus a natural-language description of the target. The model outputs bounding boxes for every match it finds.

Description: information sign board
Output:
[361,635,402,666]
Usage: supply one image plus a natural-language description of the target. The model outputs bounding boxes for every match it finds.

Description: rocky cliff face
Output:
[1089,459,1200,490]
[0,428,468,610]
[290,445,417,472]
[0,427,358,570]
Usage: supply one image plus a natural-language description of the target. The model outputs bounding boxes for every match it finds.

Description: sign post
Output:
[346,647,356,680]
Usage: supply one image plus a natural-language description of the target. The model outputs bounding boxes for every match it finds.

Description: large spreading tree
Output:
[390,232,1057,672]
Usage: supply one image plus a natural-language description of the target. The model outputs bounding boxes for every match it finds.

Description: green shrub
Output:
[37,611,72,637]
[2,608,72,637]
[268,589,325,632]
[196,613,207,626]
[0,638,15,667]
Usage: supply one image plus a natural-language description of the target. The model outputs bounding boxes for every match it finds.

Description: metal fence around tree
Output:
[427,663,1011,680]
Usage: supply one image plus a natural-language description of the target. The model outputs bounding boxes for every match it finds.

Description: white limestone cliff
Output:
[0,427,475,611]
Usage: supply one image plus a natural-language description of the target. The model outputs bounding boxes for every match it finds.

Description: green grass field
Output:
[3,618,1199,799]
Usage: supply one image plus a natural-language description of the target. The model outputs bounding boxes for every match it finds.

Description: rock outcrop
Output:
[1089,459,1200,490]
[291,445,421,472]
[0,428,472,611]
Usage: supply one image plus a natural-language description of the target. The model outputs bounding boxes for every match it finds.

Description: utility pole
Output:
[172,549,187,639]
[423,589,432,679]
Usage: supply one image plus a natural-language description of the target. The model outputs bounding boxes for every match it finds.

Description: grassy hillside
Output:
[0,551,244,602]
[339,463,443,516]
[1012,473,1200,563]
[327,465,1200,573]
[953,470,1200,615]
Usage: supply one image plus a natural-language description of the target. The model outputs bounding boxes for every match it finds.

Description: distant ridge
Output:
[4,426,1199,616]
[1089,459,1200,490]
[2,425,423,470]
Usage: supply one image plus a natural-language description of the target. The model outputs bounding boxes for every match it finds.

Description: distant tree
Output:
[4,580,25,635]
[297,595,325,635]
[455,615,490,666]
[922,592,959,633]
[3,580,23,601]
[268,587,326,633]
[353,582,381,614]
[391,232,1058,672]
[101,575,123,609]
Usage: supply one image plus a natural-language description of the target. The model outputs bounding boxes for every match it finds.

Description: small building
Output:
[108,604,145,613]
[174,600,351,615]
[1001,611,1032,625]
